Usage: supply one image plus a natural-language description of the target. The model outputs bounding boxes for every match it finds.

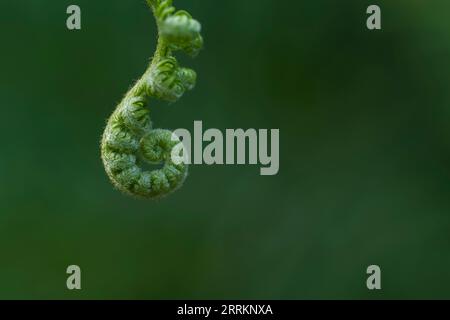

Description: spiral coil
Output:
[101,0,203,199]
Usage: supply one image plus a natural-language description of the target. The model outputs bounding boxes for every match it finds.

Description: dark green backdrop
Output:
[0,0,449,299]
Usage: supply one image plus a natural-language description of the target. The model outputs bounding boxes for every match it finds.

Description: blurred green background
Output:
[0,0,449,299]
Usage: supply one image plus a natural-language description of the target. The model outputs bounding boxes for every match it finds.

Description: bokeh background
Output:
[0,0,449,299]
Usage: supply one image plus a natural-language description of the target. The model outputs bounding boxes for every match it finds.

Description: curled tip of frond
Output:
[153,1,204,56]
[160,14,201,40]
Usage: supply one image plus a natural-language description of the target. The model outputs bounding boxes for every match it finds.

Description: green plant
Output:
[101,0,203,199]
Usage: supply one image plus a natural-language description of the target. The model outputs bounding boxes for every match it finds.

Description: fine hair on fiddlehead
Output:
[101,0,203,199]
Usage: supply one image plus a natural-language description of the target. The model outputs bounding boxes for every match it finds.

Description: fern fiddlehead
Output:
[101,0,203,199]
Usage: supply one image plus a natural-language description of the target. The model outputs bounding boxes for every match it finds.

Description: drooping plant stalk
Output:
[101,0,203,199]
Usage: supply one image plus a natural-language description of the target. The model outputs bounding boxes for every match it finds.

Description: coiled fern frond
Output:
[101,0,203,199]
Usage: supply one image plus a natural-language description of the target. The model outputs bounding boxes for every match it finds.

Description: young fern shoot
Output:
[101,0,203,199]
